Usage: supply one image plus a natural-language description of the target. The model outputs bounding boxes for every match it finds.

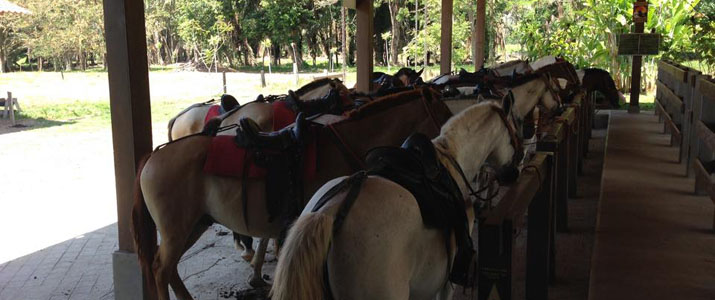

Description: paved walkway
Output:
[589,111,715,299]
[0,223,274,300]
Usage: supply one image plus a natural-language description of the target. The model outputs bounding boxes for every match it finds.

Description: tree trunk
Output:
[342,7,347,70]
[388,0,402,65]
[243,38,255,66]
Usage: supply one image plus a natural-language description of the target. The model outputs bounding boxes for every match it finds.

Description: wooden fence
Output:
[654,60,715,229]
[476,91,594,299]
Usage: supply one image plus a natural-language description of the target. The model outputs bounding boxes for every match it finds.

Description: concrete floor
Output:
[588,111,715,300]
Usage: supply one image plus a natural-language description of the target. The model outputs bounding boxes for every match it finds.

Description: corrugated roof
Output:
[0,0,30,15]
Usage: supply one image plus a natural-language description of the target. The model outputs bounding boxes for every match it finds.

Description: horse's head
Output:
[395,67,424,87]
[489,99,522,185]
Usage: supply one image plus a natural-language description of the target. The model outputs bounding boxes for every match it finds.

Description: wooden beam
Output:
[104,0,153,253]
[355,0,373,92]
[474,0,486,69]
[440,0,453,74]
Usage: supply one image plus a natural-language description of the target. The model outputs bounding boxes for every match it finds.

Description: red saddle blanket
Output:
[203,101,317,181]
[204,105,222,123]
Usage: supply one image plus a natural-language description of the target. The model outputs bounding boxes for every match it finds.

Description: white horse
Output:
[271,76,559,300]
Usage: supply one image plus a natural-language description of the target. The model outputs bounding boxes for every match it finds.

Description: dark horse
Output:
[579,68,624,109]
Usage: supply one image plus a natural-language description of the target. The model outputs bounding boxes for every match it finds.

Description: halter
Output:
[433,101,524,204]
[492,96,525,165]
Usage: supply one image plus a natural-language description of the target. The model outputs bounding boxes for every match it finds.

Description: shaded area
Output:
[0,114,73,135]
[589,111,715,300]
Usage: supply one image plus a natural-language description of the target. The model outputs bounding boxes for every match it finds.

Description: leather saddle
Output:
[287,87,345,116]
[235,112,306,150]
[365,133,476,287]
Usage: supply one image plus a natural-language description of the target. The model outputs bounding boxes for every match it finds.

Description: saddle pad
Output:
[203,133,318,182]
[203,136,267,178]
[204,105,222,123]
[272,101,297,130]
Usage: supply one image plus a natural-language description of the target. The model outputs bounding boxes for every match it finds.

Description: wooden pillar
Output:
[628,4,646,113]
[474,0,486,69]
[356,0,373,92]
[440,0,453,74]
[104,0,153,298]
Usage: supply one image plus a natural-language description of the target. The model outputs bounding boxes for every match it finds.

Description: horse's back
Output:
[312,176,448,299]
[170,105,213,140]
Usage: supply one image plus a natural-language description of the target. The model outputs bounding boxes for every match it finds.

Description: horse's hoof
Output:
[242,249,255,262]
[233,239,245,251]
[248,276,268,288]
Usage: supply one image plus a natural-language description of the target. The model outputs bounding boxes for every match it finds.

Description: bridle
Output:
[434,99,526,205]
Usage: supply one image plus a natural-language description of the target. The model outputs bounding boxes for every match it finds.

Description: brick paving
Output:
[0,224,275,300]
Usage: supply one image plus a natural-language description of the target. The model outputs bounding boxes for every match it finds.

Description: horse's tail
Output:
[271,212,334,300]
[131,154,158,298]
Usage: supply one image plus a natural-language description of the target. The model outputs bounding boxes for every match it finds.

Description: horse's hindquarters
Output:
[314,176,449,299]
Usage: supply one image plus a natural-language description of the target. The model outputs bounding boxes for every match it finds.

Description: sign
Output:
[618,33,660,55]
[633,1,648,23]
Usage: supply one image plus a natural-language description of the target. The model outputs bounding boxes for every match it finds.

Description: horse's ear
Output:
[416,68,424,77]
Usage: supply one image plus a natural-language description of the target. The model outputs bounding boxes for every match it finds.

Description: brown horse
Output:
[132,88,453,300]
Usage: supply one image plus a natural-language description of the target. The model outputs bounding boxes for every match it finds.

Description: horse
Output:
[577,68,625,109]
[131,87,453,300]
[165,78,352,261]
[270,77,561,299]
[365,67,425,93]
[167,95,239,141]
[488,59,532,77]
[168,78,347,141]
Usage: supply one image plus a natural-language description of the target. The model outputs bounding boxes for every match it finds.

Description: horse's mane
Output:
[343,88,438,120]
[583,68,611,77]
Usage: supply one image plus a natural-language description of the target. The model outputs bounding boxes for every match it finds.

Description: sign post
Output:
[628,1,648,113]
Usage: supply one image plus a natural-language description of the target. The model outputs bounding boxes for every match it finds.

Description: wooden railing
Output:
[691,75,715,230]
[655,60,715,229]
[478,152,554,300]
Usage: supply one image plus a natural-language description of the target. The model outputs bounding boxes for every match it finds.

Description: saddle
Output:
[287,87,345,116]
[235,112,306,150]
[233,113,308,223]
[365,133,476,287]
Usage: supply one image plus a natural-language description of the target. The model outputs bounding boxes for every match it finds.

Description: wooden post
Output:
[293,63,299,85]
[355,0,373,92]
[6,92,15,126]
[474,0,486,69]
[628,1,646,114]
[260,69,266,87]
[526,154,553,299]
[440,0,453,74]
[222,71,227,94]
[103,0,153,298]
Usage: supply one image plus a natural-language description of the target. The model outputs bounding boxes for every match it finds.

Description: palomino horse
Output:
[166,78,352,261]
[577,68,625,109]
[132,88,453,300]
[168,78,349,141]
[488,59,532,77]
[167,95,239,141]
[271,80,560,299]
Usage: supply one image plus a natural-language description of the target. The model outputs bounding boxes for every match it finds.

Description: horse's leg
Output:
[238,234,255,262]
[153,236,189,300]
[169,223,210,300]
[248,238,270,287]
[436,281,454,300]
